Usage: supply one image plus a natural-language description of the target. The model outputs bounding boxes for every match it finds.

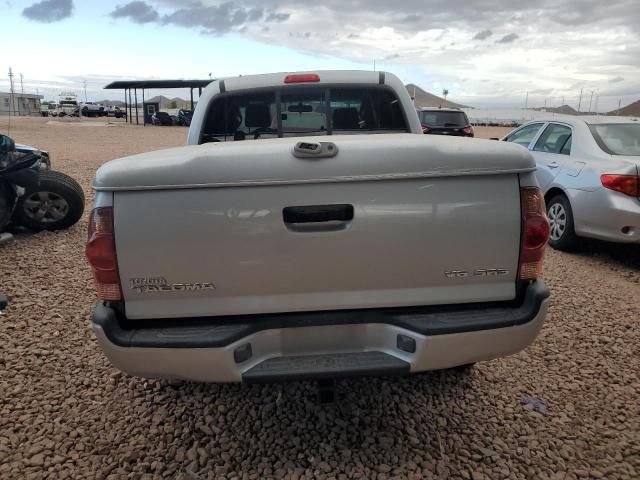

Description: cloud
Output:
[99,0,639,109]
[610,76,624,83]
[160,3,287,34]
[496,33,519,43]
[22,0,72,23]
[110,1,159,23]
[266,11,290,22]
[403,14,422,23]
[473,29,492,40]
[109,2,289,33]
[529,88,553,95]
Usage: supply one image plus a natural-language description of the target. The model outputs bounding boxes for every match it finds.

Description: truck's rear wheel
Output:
[547,195,578,251]
[14,170,85,231]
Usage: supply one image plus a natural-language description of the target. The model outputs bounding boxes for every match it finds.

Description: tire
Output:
[547,194,578,251]
[14,170,85,231]
[0,183,16,231]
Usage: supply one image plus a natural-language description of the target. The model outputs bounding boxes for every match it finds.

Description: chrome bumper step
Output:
[242,351,409,382]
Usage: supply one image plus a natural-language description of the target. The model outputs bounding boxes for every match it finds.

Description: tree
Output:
[442,89,449,102]
[168,101,177,109]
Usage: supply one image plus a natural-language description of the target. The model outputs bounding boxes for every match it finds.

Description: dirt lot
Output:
[1,117,639,480]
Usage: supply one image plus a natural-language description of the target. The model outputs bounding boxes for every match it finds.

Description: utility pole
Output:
[20,74,25,115]
[8,68,16,116]
[577,88,583,112]
[618,98,622,114]
[588,90,594,113]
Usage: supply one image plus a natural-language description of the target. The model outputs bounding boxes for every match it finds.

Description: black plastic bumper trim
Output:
[92,281,549,349]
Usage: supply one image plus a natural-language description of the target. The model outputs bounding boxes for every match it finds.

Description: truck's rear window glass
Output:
[418,110,468,127]
[201,86,407,143]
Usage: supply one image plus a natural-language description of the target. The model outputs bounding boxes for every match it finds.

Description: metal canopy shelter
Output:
[104,79,214,126]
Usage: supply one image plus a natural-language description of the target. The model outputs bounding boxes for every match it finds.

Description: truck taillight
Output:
[519,187,550,280]
[85,207,122,300]
[462,126,474,135]
[601,174,640,197]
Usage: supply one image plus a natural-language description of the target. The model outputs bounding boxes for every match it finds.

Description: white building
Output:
[0,92,43,116]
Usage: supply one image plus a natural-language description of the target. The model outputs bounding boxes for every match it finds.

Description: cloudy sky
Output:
[2,0,639,110]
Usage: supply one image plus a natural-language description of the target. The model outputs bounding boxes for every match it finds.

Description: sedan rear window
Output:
[200,86,407,143]
[589,123,640,156]
[418,110,468,127]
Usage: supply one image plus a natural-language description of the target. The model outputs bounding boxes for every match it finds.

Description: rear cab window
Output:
[200,86,408,143]
[418,110,469,127]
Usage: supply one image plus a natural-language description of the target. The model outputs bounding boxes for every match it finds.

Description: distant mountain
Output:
[608,99,640,116]
[405,84,468,109]
[146,95,190,108]
[532,105,579,115]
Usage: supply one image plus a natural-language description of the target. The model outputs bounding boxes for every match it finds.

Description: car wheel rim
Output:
[23,191,69,223]
[548,203,566,241]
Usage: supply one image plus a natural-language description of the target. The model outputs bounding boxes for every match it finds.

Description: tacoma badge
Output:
[130,277,215,293]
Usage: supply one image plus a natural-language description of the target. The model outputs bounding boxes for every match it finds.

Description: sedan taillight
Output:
[519,187,550,280]
[601,174,640,197]
[85,207,122,300]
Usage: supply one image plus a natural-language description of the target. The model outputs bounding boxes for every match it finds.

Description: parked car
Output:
[81,102,106,117]
[502,117,639,249]
[87,70,550,384]
[177,109,192,126]
[151,111,173,126]
[0,133,84,232]
[417,107,474,137]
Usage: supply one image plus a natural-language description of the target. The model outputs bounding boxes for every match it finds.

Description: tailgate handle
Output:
[292,141,338,159]
[283,204,354,224]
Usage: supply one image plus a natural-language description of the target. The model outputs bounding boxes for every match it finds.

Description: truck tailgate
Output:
[99,134,533,319]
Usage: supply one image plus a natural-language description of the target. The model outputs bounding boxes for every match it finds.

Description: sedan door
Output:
[529,123,573,190]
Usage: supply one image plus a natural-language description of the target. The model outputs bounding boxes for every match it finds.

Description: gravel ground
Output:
[1,117,639,480]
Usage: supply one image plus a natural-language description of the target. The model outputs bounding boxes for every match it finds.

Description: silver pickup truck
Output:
[86,71,550,383]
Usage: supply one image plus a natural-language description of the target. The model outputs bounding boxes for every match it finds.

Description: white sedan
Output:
[502,117,639,249]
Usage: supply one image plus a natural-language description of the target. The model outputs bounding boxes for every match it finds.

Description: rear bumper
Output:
[92,281,549,382]
[570,187,640,244]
